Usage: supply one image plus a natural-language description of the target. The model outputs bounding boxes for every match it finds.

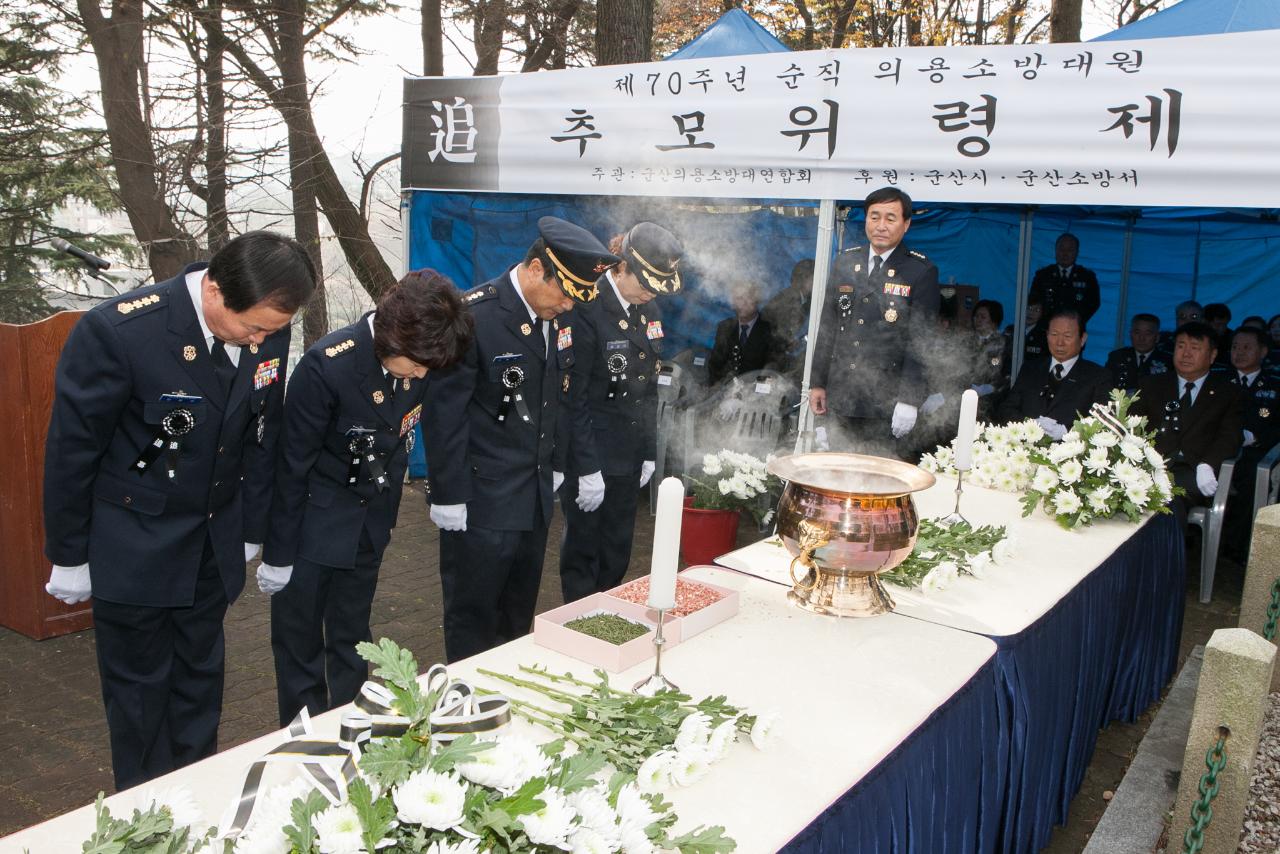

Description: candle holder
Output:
[940,467,971,527]
[633,609,679,696]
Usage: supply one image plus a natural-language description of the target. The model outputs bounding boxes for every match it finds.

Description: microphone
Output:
[51,237,111,271]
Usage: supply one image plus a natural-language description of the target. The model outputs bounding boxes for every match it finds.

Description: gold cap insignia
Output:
[521,323,532,336]
[373,390,385,404]
[183,345,197,361]
[884,308,899,323]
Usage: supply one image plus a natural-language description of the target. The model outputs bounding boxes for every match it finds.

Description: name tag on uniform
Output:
[400,404,423,436]
[837,284,854,293]
[883,283,912,298]
[557,326,573,350]
[253,358,281,390]
[606,339,629,351]
[646,320,664,340]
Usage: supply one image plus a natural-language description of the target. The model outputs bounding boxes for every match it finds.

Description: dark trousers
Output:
[1169,462,1211,531]
[439,504,548,662]
[1223,447,1265,560]
[559,471,641,603]
[270,530,382,726]
[92,539,228,791]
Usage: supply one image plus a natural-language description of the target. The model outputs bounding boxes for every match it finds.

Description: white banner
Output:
[402,30,1280,207]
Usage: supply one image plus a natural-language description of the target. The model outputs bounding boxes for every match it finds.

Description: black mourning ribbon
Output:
[347,429,389,493]
[498,365,531,424]
[606,352,629,400]
[133,408,195,479]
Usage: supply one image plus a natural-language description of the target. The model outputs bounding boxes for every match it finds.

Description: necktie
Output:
[739,324,749,350]
[1060,266,1070,278]
[627,304,641,330]
[871,255,883,275]
[1052,363,1064,381]
[1136,353,1146,369]
[1180,381,1194,410]
[211,339,236,397]
[1239,373,1251,389]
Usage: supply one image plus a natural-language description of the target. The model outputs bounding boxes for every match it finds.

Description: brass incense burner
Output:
[767,453,936,617]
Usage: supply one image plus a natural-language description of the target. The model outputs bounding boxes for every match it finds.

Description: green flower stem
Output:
[477,668,586,706]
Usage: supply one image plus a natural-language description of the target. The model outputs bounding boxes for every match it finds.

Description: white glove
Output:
[244,542,261,562]
[257,563,293,595]
[921,393,945,416]
[430,503,468,531]
[576,471,605,512]
[1036,416,1068,441]
[890,402,918,438]
[1243,429,1256,448]
[46,564,91,604]
[640,461,656,487]
[1196,463,1218,498]
[553,471,565,492]
[815,425,830,452]
[972,383,995,397]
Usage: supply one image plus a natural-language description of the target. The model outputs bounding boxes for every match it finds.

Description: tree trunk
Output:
[473,0,506,75]
[274,0,328,346]
[596,0,652,65]
[1049,0,1083,43]
[523,0,582,71]
[199,0,230,252]
[422,0,444,75]
[75,0,199,280]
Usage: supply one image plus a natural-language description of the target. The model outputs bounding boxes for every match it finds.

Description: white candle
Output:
[648,477,684,610]
[954,389,979,471]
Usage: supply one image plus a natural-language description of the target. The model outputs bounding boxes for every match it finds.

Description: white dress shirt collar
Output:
[508,267,539,324]
[185,268,240,366]
[1051,354,1081,376]
[1240,369,1261,387]
[1178,372,1209,405]
[606,269,631,313]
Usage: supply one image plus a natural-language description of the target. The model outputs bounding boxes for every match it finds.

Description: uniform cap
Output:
[537,216,619,303]
[622,222,684,295]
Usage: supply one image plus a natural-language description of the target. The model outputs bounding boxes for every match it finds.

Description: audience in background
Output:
[1157,300,1204,359]
[1223,327,1279,560]
[1205,303,1234,365]
[1106,313,1171,391]
[970,299,1009,419]
[708,283,780,384]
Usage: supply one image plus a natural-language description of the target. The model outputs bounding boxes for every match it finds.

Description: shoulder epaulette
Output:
[463,285,499,306]
[324,338,356,358]
[909,249,928,261]
[111,291,165,320]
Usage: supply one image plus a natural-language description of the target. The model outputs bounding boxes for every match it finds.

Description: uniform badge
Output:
[563,373,570,393]
[521,322,532,336]
[557,326,573,350]
[1262,408,1271,419]
[991,357,1001,366]
[373,390,385,404]
[403,378,410,391]
[646,320,664,340]
[883,282,912,297]
[888,269,895,277]
[640,315,647,325]
[618,319,629,330]
[183,345,197,362]
[253,358,280,390]
[249,344,259,354]
[884,308,899,323]
[117,293,160,315]
[837,284,853,293]
[837,294,853,312]
[400,404,423,437]
[854,264,862,273]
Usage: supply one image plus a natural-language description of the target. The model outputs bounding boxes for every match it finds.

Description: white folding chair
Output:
[1251,443,1280,522]
[1188,454,1239,604]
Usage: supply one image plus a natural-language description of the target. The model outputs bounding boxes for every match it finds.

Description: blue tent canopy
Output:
[1093,0,1280,41]
[664,8,791,60]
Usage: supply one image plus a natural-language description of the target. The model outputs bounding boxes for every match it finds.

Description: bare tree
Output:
[1049,0,1082,42]
[423,0,445,74]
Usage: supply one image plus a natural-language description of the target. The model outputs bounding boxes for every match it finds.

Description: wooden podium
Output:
[0,311,93,639]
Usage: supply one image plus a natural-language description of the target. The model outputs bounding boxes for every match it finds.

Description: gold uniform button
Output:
[123,496,132,505]
[638,375,646,382]
[858,318,864,325]
[639,352,647,359]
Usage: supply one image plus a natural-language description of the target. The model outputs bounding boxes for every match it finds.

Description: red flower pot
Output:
[680,496,741,566]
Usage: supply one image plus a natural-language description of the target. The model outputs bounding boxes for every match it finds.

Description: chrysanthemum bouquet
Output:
[919,419,1047,493]
[689,450,781,525]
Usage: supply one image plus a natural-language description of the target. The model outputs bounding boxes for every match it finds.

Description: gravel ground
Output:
[1239,692,1280,853]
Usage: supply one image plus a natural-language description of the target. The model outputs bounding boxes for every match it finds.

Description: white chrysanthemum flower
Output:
[701,453,722,475]
[992,537,1016,564]
[707,718,737,760]
[969,467,992,488]
[426,840,481,854]
[139,785,203,832]
[939,561,961,585]
[1009,446,1032,468]
[717,478,732,495]
[313,803,365,854]
[619,822,655,854]
[966,551,992,580]
[393,768,466,830]
[457,735,549,794]
[1127,414,1145,430]
[1062,431,1081,444]
[636,750,674,793]
[935,446,954,467]
[1090,430,1119,448]
[615,784,660,833]
[675,711,711,751]
[669,745,714,787]
[1021,419,1046,443]
[1110,461,1141,488]
[1031,466,1060,493]
[1087,485,1114,514]
[234,778,315,854]
[1059,460,1084,485]
[519,786,576,848]
[568,827,614,854]
[748,711,780,750]
[920,567,945,595]
[1119,437,1145,461]
[1143,444,1164,468]
[993,470,1017,493]
[566,787,620,845]
[1154,468,1173,500]
[1052,489,1083,515]
[919,453,939,472]
[1084,447,1110,476]
[1125,482,1151,506]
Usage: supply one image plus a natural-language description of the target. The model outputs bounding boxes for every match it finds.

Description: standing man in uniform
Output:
[43,231,316,789]
[423,217,616,662]
[1029,233,1101,325]
[258,271,473,725]
[809,186,940,456]
[559,222,684,603]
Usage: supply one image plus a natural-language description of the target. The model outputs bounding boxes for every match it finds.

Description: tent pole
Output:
[400,191,412,277]
[1011,208,1034,381]
[796,198,837,454]
[1115,216,1135,350]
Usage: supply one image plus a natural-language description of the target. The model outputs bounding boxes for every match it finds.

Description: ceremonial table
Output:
[0,566,1000,853]
[717,476,1186,853]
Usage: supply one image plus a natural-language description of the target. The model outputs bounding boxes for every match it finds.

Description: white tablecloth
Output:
[0,566,995,854]
[716,475,1156,637]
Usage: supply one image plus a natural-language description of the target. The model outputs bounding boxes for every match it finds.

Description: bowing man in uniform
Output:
[258,271,473,725]
[996,308,1113,439]
[559,222,684,603]
[424,217,616,662]
[809,186,940,456]
[1106,313,1171,392]
[43,231,315,789]
[1131,321,1242,525]
[1028,233,1101,324]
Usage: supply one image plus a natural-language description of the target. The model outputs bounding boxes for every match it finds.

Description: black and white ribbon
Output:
[498,365,531,424]
[132,408,194,480]
[606,352,629,400]
[347,431,389,493]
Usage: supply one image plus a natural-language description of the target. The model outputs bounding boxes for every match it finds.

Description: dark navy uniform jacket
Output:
[811,243,940,417]
[43,264,288,607]
[1029,263,1101,322]
[263,315,424,570]
[423,271,591,531]
[1233,371,1280,453]
[565,274,662,477]
[1105,346,1172,392]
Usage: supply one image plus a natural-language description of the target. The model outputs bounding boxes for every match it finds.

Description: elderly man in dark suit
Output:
[259,271,472,725]
[43,231,316,789]
[1132,321,1243,523]
[707,283,779,384]
[997,308,1113,438]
